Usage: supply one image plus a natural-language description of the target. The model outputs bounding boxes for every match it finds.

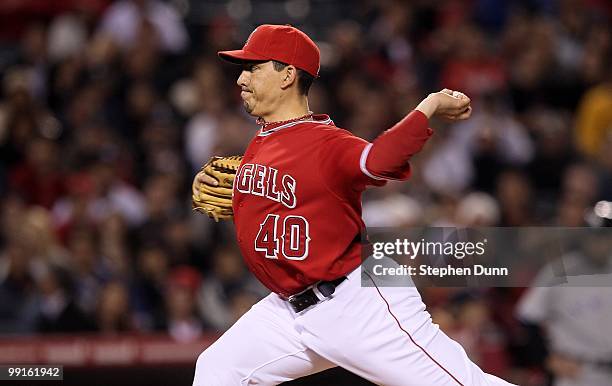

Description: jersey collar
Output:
[257,114,334,137]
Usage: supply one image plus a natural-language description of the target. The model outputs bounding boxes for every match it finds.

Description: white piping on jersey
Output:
[360,143,386,180]
[257,118,333,137]
[359,143,403,181]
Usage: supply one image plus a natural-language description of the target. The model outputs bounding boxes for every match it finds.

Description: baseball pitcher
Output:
[191,24,516,386]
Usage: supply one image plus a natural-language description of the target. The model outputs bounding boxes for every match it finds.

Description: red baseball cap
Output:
[218,24,320,77]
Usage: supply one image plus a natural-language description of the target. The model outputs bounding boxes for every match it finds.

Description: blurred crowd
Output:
[0,0,611,384]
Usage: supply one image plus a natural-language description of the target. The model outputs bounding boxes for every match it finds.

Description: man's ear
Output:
[280,65,298,90]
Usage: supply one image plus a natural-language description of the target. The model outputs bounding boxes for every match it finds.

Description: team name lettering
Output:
[236,163,297,208]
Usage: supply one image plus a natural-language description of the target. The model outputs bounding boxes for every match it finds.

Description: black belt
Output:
[286,277,347,313]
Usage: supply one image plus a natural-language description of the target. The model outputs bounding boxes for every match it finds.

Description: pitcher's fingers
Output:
[457,106,472,119]
[441,113,459,121]
[455,96,471,108]
[443,101,470,113]
[453,106,472,120]
[442,92,470,108]
[197,172,218,186]
[451,91,470,101]
[440,108,468,121]
[459,93,471,105]
[192,174,203,196]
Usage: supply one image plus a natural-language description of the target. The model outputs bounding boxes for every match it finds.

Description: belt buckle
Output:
[287,281,318,303]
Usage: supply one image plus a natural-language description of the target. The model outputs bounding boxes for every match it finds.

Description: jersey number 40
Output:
[255,214,311,260]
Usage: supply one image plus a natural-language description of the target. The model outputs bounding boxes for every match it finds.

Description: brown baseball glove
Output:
[192,155,243,222]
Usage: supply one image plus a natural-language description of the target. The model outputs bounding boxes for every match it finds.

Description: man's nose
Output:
[237,71,248,87]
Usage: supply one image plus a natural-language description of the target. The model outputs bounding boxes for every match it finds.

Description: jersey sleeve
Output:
[365,110,432,180]
[316,128,387,198]
[317,111,432,197]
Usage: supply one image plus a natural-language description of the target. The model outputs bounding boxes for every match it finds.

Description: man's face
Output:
[237,61,283,117]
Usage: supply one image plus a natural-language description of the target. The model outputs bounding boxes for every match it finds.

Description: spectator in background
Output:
[595,132,612,201]
[46,11,88,64]
[516,230,612,386]
[96,280,133,334]
[505,17,557,113]
[35,263,94,333]
[0,68,55,167]
[136,173,183,249]
[449,293,510,378]
[68,229,105,315]
[525,108,577,210]
[99,213,131,278]
[98,0,188,54]
[17,22,48,101]
[0,241,36,333]
[131,244,169,330]
[197,248,265,331]
[496,170,534,226]
[89,158,147,227]
[454,192,501,227]
[162,215,198,267]
[9,138,65,209]
[362,182,424,227]
[52,157,147,234]
[574,60,612,158]
[183,59,225,172]
[555,163,600,226]
[164,266,203,342]
[20,206,69,267]
[1,201,72,333]
[423,93,533,195]
[440,25,507,99]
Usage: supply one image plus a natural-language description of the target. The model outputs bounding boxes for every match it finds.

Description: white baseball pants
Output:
[193,261,516,385]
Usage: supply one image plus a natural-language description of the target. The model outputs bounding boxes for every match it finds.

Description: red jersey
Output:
[232,114,418,297]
